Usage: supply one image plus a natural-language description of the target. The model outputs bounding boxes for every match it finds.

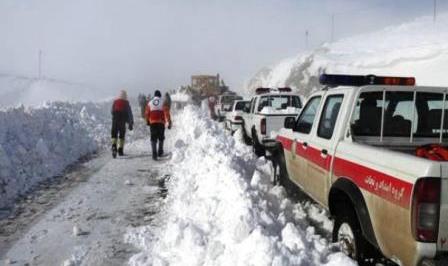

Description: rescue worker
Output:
[138,93,147,118]
[164,92,172,110]
[145,90,172,160]
[111,90,134,158]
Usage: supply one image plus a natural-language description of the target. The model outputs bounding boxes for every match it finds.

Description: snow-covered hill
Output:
[0,74,106,108]
[246,14,448,96]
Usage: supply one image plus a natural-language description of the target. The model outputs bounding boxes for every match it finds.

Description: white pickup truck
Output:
[271,74,448,266]
[224,100,250,133]
[214,94,243,122]
[241,88,303,156]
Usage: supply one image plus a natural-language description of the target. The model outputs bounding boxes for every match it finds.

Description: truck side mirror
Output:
[284,117,296,129]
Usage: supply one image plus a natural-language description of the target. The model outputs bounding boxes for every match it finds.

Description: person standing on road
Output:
[138,93,148,118]
[145,90,172,160]
[111,90,134,158]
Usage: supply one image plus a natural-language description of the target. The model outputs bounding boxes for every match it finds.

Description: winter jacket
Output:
[111,98,134,126]
[145,96,171,126]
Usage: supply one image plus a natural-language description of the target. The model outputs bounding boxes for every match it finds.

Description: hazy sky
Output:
[1,0,447,97]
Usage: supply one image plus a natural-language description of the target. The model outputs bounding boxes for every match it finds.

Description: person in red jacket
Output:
[111,90,134,158]
[145,90,171,160]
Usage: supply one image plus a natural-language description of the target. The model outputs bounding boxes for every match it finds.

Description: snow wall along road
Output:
[126,106,356,266]
[0,101,148,210]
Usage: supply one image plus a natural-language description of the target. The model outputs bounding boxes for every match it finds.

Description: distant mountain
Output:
[246,14,448,96]
[0,74,104,108]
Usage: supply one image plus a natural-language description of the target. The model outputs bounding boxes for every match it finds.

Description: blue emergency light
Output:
[319,74,415,87]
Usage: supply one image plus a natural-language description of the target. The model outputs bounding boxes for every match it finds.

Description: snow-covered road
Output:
[1,105,355,266]
[1,138,171,266]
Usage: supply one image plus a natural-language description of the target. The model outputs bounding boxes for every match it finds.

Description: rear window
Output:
[234,101,247,111]
[221,95,243,104]
[351,91,448,139]
[257,95,302,112]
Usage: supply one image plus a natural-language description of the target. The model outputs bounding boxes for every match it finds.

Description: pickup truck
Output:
[241,88,303,156]
[225,100,250,133]
[214,94,243,122]
[271,74,448,266]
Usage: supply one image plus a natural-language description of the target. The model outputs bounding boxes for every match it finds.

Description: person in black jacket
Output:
[111,90,134,158]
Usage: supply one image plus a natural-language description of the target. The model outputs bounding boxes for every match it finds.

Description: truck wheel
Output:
[272,148,297,195]
[333,208,372,265]
[241,123,252,145]
[252,130,265,157]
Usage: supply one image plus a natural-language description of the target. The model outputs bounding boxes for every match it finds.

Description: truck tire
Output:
[272,147,296,195]
[241,122,252,145]
[252,129,265,157]
[333,207,373,266]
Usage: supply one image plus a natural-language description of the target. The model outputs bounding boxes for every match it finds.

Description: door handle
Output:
[321,149,328,155]
[302,142,308,147]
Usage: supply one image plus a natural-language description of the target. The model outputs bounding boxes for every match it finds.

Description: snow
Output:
[126,106,355,266]
[247,13,448,95]
[0,74,108,108]
[0,100,146,209]
[171,91,192,102]
[2,138,169,265]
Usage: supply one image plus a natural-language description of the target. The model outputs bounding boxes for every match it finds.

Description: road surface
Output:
[0,139,170,266]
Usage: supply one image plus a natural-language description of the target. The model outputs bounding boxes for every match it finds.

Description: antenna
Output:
[38,49,43,79]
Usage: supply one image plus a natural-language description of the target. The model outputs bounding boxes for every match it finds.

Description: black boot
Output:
[158,140,164,157]
[112,144,117,158]
[118,147,124,156]
[151,141,158,160]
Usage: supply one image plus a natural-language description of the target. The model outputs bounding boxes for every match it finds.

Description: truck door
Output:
[288,95,323,191]
[244,97,256,135]
[307,94,345,205]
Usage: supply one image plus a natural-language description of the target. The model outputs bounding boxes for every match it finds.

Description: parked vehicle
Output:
[214,93,243,121]
[225,100,250,133]
[271,74,448,266]
[241,87,303,156]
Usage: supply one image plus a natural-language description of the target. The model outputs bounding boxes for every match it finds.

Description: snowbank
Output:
[0,101,147,209]
[171,92,192,102]
[247,13,448,96]
[126,106,355,266]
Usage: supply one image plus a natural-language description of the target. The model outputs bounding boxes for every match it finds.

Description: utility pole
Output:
[434,0,437,23]
[305,30,309,49]
[38,49,43,79]
[331,13,335,42]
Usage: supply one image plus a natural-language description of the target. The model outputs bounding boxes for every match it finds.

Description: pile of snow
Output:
[0,101,147,209]
[171,91,192,102]
[126,106,355,266]
[246,13,448,96]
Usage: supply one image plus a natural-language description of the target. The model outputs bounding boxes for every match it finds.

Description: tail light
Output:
[260,118,266,135]
[234,116,242,121]
[412,178,441,242]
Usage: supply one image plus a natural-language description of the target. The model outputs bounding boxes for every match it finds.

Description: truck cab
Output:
[274,74,448,266]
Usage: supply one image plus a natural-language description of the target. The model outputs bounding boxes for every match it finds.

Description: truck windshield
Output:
[351,91,448,140]
[257,95,302,111]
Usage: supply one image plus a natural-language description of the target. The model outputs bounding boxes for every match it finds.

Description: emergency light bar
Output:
[278,87,292,92]
[255,87,292,94]
[255,87,271,94]
[319,74,415,87]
